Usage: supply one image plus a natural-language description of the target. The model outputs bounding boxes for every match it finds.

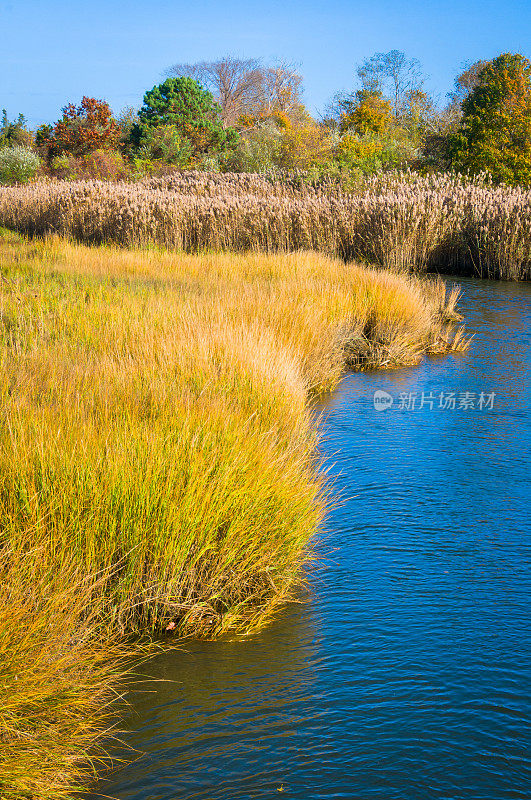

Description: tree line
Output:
[2,51,531,185]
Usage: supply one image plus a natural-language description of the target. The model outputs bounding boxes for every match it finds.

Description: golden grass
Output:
[0,230,469,798]
[0,231,468,635]
[0,542,145,800]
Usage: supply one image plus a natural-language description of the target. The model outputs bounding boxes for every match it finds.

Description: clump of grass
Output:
[0,232,468,637]
[0,543,142,800]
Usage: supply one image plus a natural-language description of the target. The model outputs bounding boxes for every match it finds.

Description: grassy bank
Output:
[0,172,530,279]
[0,230,468,798]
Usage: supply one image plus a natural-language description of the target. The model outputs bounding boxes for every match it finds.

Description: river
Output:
[96,277,531,800]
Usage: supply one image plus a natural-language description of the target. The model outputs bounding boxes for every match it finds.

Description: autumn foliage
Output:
[340,90,393,135]
[450,53,531,185]
[44,96,121,158]
[7,50,531,186]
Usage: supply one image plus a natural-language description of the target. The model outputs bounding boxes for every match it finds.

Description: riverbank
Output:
[0,230,468,798]
[101,275,530,800]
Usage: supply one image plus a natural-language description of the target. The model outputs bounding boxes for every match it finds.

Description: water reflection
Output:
[98,602,324,799]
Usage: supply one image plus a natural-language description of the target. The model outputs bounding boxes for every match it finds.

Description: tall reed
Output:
[0,171,529,279]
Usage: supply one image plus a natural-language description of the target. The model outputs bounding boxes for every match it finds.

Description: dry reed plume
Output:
[0,171,529,279]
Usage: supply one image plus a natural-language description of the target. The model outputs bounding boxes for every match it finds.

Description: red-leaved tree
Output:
[47,97,120,157]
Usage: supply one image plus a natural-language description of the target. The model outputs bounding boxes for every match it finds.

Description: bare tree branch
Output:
[165,56,305,125]
[166,56,264,124]
[357,50,424,118]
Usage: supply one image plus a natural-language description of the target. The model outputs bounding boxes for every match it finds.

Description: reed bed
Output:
[0,230,468,798]
[0,171,529,279]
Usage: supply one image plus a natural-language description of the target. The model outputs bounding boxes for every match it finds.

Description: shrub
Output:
[336,132,414,174]
[279,122,334,169]
[136,123,193,165]
[80,149,128,180]
[48,149,128,181]
[0,145,41,184]
[128,156,181,179]
[226,120,283,171]
[49,152,74,177]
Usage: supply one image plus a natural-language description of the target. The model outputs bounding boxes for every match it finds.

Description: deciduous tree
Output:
[447,60,490,118]
[449,53,531,185]
[165,56,305,126]
[357,50,424,119]
[45,97,120,157]
[166,57,263,125]
[339,90,393,135]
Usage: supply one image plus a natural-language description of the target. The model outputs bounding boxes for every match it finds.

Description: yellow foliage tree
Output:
[279,122,333,169]
[340,91,393,135]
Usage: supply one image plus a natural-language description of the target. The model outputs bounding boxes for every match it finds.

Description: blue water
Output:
[98,278,531,800]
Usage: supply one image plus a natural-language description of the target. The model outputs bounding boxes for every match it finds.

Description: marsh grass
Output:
[0,231,468,635]
[0,230,469,798]
[0,171,529,279]
[0,543,147,800]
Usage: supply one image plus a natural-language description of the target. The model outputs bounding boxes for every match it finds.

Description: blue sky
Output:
[1,0,530,127]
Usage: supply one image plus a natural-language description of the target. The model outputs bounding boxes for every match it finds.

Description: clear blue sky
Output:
[1,0,530,127]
